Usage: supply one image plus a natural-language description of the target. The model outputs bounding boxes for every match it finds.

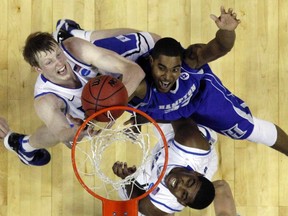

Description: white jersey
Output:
[135,125,218,214]
[34,56,100,120]
[34,32,155,120]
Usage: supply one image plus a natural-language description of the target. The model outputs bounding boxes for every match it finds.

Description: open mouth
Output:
[166,174,178,189]
[158,80,171,91]
[57,65,66,75]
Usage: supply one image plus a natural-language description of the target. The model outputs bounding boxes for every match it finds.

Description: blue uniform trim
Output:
[93,32,151,58]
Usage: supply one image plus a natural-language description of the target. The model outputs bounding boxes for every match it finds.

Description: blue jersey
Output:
[92,32,153,62]
[130,61,206,120]
[130,60,255,140]
[94,33,255,140]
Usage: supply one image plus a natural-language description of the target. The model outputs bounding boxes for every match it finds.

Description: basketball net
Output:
[71,106,168,215]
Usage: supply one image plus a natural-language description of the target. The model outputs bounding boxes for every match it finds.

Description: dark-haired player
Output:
[113,119,237,215]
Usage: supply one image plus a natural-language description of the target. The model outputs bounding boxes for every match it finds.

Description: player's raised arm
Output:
[184,6,240,69]
[63,37,145,97]
[213,180,237,216]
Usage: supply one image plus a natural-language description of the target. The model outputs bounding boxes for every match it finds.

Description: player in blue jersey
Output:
[129,36,288,157]
[112,119,237,216]
[54,5,288,157]
[62,7,288,157]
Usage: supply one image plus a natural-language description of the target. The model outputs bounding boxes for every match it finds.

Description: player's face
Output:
[165,167,202,206]
[150,55,181,93]
[34,44,72,85]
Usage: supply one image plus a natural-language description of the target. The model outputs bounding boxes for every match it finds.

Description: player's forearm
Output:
[202,29,236,59]
[28,124,75,149]
[58,128,76,142]
[42,124,79,148]
[125,182,145,199]
[121,64,145,97]
[213,180,237,216]
[214,29,236,52]
[184,29,236,68]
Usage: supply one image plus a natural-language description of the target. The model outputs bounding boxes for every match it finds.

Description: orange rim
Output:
[71,106,168,210]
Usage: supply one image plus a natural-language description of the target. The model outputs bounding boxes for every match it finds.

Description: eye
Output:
[187,178,195,187]
[158,65,166,72]
[56,51,62,57]
[44,60,52,66]
[172,67,181,73]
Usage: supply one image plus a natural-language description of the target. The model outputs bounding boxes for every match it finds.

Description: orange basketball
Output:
[81,75,128,122]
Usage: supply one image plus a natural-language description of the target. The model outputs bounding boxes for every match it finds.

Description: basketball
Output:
[81,75,128,122]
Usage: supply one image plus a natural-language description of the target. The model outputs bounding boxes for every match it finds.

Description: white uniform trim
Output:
[134,124,218,214]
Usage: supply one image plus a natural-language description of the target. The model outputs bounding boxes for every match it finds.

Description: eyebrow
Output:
[158,63,181,69]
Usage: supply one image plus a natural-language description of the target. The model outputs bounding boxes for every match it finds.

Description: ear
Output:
[33,66,42,73]
[149,55,154,65]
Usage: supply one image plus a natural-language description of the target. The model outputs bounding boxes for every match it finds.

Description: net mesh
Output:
[73,109,166,200]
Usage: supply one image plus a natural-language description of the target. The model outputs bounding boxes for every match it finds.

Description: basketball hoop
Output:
[71,106,168,215]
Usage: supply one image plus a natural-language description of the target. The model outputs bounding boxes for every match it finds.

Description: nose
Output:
[176,180,188,191]
[179,184,189,191]
[164,71,174,81]
[55,57,64,67]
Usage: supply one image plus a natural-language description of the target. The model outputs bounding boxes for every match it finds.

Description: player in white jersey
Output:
[33,31,156,120]
[113,119,237,215]
[2,31,157,166]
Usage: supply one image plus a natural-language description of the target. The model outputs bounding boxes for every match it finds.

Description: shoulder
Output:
[139,196,175,216]
[34,93,66,110]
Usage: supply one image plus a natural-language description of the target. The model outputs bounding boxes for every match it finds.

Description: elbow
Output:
[149,32,161,43]
[139,68,145,80]
[134,64,145,81]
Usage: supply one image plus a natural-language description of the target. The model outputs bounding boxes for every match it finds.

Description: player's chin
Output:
[157,87,171,93]
[156,82,173,93]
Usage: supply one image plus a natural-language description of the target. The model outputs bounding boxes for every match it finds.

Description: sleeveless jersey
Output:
[130,61,206,120]
[130,62,255,140]
[134,125,218,214]
[34,32,155,120]
[34,58,97,120]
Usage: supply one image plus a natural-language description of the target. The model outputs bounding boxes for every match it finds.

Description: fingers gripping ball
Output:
[81,75,128,122]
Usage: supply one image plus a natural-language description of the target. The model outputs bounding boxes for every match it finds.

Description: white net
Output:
[73,108,166,200]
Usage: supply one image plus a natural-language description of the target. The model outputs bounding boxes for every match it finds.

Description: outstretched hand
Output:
[65,114,98,148]
[112,161,137,179]
[210,6,241,31]
[0,117,10,139]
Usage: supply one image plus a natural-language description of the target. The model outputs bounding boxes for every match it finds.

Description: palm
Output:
[210,6,240,31]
